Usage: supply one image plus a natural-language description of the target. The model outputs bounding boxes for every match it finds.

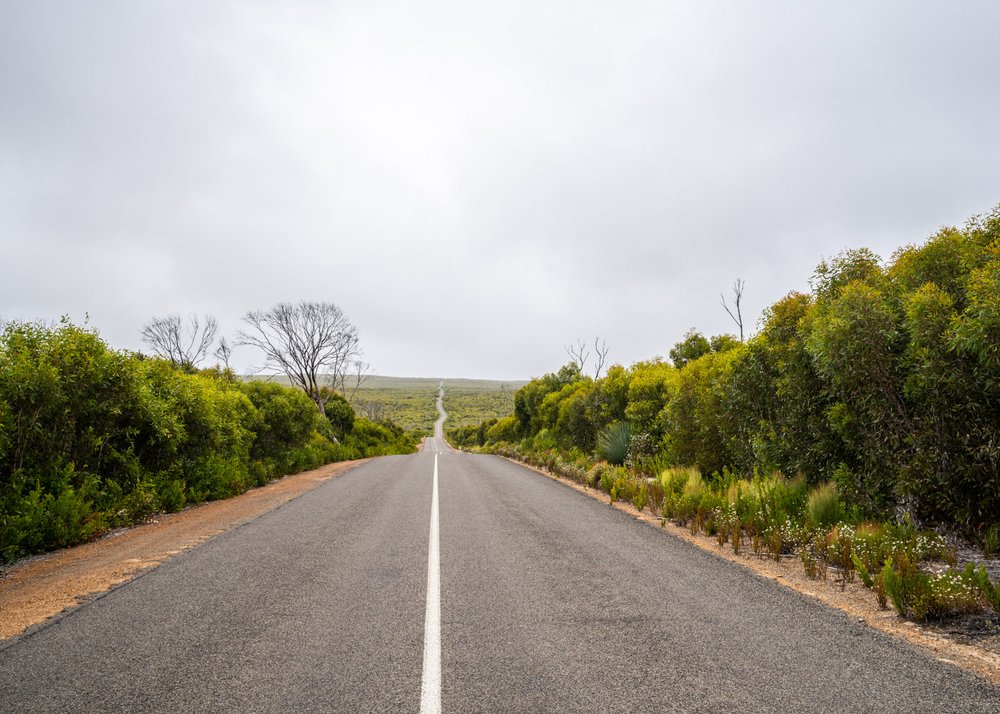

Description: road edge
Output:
[490,452,1000,687]
[0,458,370,646]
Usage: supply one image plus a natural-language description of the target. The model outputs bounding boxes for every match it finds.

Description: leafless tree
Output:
[344,359,372,404]
[499,382,514,408]
[721,278,746,342]
[238,301,361,415]
[593,336,610,379]
[565,338,589,373]
[356,399,391,422]
[141,313,219,369]
[214,336,234,371]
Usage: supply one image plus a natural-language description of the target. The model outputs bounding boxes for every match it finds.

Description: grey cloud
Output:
[2,1,999,379]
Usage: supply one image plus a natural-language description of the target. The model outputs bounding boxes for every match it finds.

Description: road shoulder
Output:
[0,459,367,642]
[496,454,1000,686]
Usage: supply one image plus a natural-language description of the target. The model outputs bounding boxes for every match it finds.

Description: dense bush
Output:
[0,321,416,562]
[455,203,1000,540]
[449,202,1000,621]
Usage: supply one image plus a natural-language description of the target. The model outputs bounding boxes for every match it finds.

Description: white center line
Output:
[419,454,442,714]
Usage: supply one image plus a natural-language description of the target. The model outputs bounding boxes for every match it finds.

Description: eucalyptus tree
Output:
[239,301,360,416]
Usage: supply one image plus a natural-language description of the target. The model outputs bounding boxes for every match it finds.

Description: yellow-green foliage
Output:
[806,481,845,529]
[457,202,1000,537]
[0,321,416,563]
[624,361,677,437]
[351,386,439,433]
[443,379,522,429]
[681,469,707,502]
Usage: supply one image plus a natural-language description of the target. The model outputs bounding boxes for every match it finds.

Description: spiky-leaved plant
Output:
[596,421,631,465]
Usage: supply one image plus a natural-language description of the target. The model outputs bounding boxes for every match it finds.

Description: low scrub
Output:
[467,432,1000,624]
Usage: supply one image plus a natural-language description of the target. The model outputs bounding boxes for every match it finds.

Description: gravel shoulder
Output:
[0,458,368,642]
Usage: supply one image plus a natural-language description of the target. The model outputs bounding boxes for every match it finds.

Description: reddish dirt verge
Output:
[0,459,367,641]
[504,457,1000,687]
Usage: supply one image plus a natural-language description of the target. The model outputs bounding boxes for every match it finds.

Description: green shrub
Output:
[0,320,375,562]
[157,477,187,513]
[984,525,1000,558]
[342,417,418,457]
[486,415,520,444]
[323,391,355,436]
[674,469,708,523]
[882,554,928,619]
[632,481,649,512]
[852,554,874,588]
[966,563,1000,611]
[240,380,319,474]
[806,482,845,529]
[599,467,617,495]
[878,553,988,622]
[596,422,631,466]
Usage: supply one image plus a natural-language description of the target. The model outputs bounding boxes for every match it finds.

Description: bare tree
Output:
[499,382,514,411]
[593,336,610,379]
[345,359,372,405]
[721,278,746,342]
[356,399,390,422]
[238,301,360,415]
[565,338,589,373]
[141,313,219,369]
[214,336,234,371]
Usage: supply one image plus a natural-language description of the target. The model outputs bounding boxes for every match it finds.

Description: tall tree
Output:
[239,301,360,415]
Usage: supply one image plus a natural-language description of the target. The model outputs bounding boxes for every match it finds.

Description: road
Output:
[2,387,998,712]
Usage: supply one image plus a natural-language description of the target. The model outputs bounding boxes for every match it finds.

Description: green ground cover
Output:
[336,376,526,434]
[441,379,524,429]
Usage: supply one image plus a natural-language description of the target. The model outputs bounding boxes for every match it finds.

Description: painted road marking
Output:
[420,454,442,713]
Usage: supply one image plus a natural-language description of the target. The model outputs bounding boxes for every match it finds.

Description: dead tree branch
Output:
[565,338,589,373]
[593,336,610,379]
[141,313,219,369]
[721,278,746,342]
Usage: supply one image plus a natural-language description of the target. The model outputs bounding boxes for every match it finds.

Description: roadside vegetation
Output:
[323,377,525,434]
[449,203,1000,623]
[0,321,418,563]
[441,379,523,430]
[346,377,440,433]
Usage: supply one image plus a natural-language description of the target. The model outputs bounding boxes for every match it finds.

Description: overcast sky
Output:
[2,1,999,380]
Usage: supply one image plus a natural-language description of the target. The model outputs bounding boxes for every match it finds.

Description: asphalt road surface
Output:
[2,389,999,712]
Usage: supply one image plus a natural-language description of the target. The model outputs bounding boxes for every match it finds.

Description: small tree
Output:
[669,328,711,368]
[238,301,361,415]
[141,313,219,369]
[344,359,371,405]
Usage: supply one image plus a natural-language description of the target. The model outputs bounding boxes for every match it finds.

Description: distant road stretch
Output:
[2,387,998,712]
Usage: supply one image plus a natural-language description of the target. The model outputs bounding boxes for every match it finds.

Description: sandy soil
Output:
[506,457,1000,687]
[0,459,366,641]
